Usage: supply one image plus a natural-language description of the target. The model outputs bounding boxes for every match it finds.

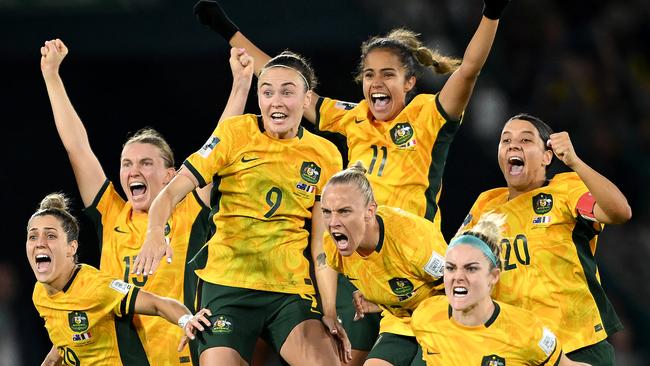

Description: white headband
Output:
[259,64,310,89]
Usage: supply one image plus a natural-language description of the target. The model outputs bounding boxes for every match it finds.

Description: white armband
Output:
[177,314,193,329]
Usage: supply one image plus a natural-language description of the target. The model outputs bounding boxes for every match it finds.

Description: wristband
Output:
[482,0,510,20]
[178,314,193,330]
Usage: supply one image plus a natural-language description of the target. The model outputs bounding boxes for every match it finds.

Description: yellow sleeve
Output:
[316,96,357,134]
[105,278,139,318]
[531,323,563,365]
[183,116,240,187]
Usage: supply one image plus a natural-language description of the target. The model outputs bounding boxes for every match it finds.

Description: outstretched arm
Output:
[193,0,321,123]
[547,132,632,224]
[41,39,106,206]
[134,290,212,351]
[133,169,199,275]
[438,0,509,120]
[40,345,62,366]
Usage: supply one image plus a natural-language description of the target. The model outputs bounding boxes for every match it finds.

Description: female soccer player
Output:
[320,162,448,366]
[459,114,631,365]
[411,213,589,366]
[136,52,349,365]
[40,38,253,365]
[192,1,510,362]
[28,193,211,366]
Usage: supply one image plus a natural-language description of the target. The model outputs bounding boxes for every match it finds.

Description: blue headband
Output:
[447,235,498,267]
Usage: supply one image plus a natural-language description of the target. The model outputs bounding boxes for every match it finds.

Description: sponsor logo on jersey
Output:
[68,311,89,332]
[198,136,220,158]
[113,226,129,234]
[532,193,553,214]
[300,162,321,184]
[481,354,505,366]
[390,122,416,148]
[388,277,414,301]
[211,315,233,334]
[110,279,132,295]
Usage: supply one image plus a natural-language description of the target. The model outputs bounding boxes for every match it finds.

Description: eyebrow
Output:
[28,227,59,232]
[501,130,536,136]
[364,67,398,73]
[260,81,298,88]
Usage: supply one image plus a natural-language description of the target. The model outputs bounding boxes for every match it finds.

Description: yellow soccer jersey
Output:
[184,114,342,294]
[316,94,461,226]
[84,181,209,365]
[411,296,562,365]
[32,264,148,366]
[324,206,447,336]
[462,172,622,352]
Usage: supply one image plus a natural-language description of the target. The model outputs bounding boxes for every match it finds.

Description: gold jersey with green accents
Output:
[84,181,209,365]
[316,94,461,223]
[32,264,148,366]
[462,172,622,352]
[412,296,563,365]
[184,114,342,294]
[324,206,447,336]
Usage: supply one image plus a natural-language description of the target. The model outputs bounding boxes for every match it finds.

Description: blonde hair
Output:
[123,127,175,168]
[452,212,505,270]
[324,161,375,206]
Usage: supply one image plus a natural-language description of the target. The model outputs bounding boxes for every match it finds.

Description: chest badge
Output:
[300,162,321,184]
[532,193,553,214]
[68,311,89,332]
[390,122,416,148]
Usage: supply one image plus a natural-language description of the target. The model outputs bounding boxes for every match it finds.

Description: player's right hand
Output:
[133,231,171,275]
[40,39,68,77]
[229,47,254,88]
[352,290,381,320]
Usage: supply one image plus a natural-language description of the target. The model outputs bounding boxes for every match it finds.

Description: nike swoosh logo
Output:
[345,275,359,281]
[354,118,364,124]
[113,226,129,234]
[241,156,259,163]
[426,351,440,355]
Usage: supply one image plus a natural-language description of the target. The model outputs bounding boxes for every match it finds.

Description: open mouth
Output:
[270,112,288,122]
[370,93,391,110]
[35,254,52,273]
[129,182,147,197]
[507,156,524,176]
[331,232,350,251]
[452,287,468,297]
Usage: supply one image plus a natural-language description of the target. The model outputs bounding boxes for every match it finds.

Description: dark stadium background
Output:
[1,1,648,364]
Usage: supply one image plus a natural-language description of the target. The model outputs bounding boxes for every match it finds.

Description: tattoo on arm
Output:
[316,252,327,267]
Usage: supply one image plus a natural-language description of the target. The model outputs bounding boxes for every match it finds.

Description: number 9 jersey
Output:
[184,114,342,295]
[461,172,622,353]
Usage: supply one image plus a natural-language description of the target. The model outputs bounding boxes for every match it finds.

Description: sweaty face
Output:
[26,215,77,288]
[257,67,311,139]
[498,119,552,195]
[444,244,498,313]
[361,49,415,122]
[321,183,374,256]
[119,142,175,213]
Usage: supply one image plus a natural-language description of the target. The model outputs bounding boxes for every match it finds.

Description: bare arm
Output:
[133,169,199,275]
[41,39,106,206]
[40,345,62,366]
[438,15,500,120]
[133,290,212,351]
[310,202,351,363]
[548,132,632,224]
[196,47,255,206]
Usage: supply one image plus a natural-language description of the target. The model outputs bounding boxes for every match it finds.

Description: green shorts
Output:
[366,333,425,366]
[566,339,615,366]
[195,281,323,363]
[337,274,381,351]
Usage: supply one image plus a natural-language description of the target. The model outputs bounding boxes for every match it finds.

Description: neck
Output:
[507,176,546,200]
[44,263,78,296]
[357,216,380,255]
[452,297,495,327]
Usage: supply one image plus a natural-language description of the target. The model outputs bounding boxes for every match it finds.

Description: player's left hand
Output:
[133,231,171,275]
[177,308,212,351]
[322,315,352,363]
[547,132,581,169]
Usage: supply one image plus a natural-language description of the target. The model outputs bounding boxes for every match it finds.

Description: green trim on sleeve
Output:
[182,161,207,188]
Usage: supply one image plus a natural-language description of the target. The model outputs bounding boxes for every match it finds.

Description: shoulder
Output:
[549,172,583,188]
[472,188,508,209]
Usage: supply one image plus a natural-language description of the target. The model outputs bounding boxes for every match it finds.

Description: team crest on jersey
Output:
[211,315,233,334]
[533,193,553,214]
[68,311,89,332]
[390,122,416,148]
[388,277,414,301]
[164,222,171,236]
[481,354,505,366]
[300,162,321,184]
